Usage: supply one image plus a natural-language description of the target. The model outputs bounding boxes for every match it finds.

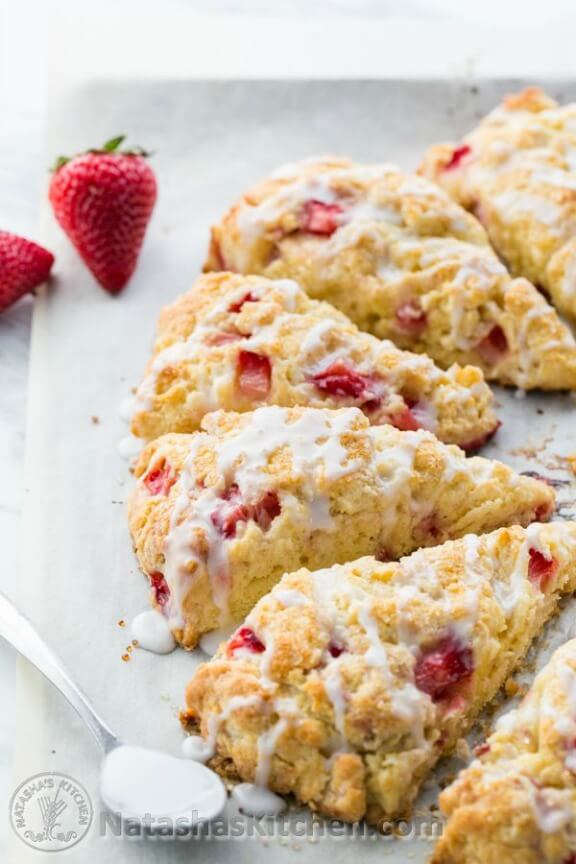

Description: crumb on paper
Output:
[504,678,520,697]
[121,653,130,662]
[132,639,139,647]
[91,415,99,425]
[117,619,126,627]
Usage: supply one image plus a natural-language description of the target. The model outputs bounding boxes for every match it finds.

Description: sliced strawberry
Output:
[253,491,281,532]
[228,626,265,656]
[204,330,245,347]
[528,548,559,592]
[237,350,272,400]
[310,362,386,414]
[229,291,259,313]
[414,635,474,702]
[476,325,509,366]
[149,571,170,606]
[444,144,472,172]
[395,299,427,336]
[301,200,343,236]
[460,421,501,453]
[143,459,176,496]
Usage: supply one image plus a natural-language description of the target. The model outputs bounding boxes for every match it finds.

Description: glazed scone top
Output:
[130,405,554,643]
[130,272,498,448]
[420,88,576,319]
[184,522,576,823]
[205,161,576,390]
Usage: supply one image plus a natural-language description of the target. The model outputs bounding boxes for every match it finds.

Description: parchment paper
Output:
[9,78,576,862]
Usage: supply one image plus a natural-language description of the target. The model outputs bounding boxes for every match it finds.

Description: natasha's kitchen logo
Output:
[10,772,93,851]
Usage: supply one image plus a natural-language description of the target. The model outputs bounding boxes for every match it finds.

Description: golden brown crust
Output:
[129,271,499,448]
[204,159,576,389]
[182,523,576,824]
[127,405,554,648]
[432,638,576,863]
[420,88,576,326]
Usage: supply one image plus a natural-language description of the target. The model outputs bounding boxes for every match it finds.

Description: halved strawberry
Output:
[528,548,558,592]
[237,350,272,400]
[301,200,343,236]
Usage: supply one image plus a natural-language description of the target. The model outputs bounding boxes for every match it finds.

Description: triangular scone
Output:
[130,272,498,450]
[203,158,576,390]
[128,405,554,649]
[421,87,576,324]
[182,523,576,823]
[431,638,576,864]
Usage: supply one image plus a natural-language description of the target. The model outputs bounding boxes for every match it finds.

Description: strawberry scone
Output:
[203,158,576,390]
[421,87,576,324]
[181,522,576,823]
[130,272,498,450]
[432,638,576,863]
[127,405,554,649]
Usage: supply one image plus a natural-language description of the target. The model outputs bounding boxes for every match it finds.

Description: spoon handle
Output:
[0,592,118,753]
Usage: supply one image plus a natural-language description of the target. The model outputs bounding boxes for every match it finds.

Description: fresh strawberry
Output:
[414,635,474,702]
[444,144,472,172]
[49,136,157,294]
[528,548,558,592]
[227,627,266,656]
[301,200,343,235]
[476,324,509,365]
[394,299,427,335]
[0,231,54,313]
[237,350,272,400]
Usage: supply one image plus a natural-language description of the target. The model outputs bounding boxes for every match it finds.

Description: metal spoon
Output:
[0,592,226,832]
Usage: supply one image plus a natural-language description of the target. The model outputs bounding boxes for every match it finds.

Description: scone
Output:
[129,272,499,450]
[127,405,554,649]
[181,522,576,824]
[203,158,576,389]
[432,638,576,863]
[421,87,576,323]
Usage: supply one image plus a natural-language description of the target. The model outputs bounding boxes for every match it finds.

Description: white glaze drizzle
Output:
[131,610,176,654]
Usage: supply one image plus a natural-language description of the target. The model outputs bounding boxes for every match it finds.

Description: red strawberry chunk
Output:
[0,231,54,313]
[474,742,491,757]
[301,200,343,236]
[310,362,385,413]
[204,330,245,347]
[229,291,259,313]
[211,485,281,539]
[444,144,472,172]
[228,626,265,656]
[328,641,346,658]
[143,459,176,496]
[528,548,559,592]
[388,402,422,432]
[149,571,170,607]
[237,350,272,400]
[395,299,427,335]
[414,635,474,702]
[476,325,509,366]
[460,421,501,453]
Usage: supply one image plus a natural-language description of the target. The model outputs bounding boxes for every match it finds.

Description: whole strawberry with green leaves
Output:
[49,136,157,294]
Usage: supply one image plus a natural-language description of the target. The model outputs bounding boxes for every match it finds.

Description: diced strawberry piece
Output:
[476,325,509,366]
[444,144,472,172]
[460,421,501,453]
[414,635,474,702]
[301,200,343,236]
[395,299,427,335]
[310,362,385,413]
[228,626,265,656]
[528,548,559,592]
[204,330,245,346]
[328,641,346,658]
[149,571,170,606]
[237,350,272,400]
[211,485,281,539]
[229,292,259,313]
[474,742,491,757]
[253,491,281,532]
[143,459,176,496]
[388,403,422,432]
